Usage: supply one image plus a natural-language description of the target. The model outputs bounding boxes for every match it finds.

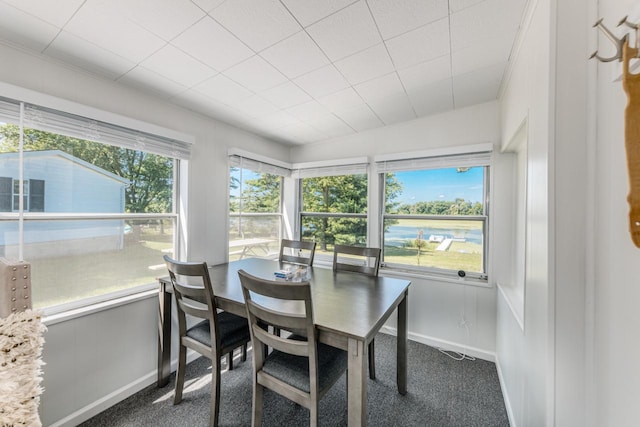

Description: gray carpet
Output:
[80,334,509,426]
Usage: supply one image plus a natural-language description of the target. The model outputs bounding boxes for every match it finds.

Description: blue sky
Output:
[393,167,484,205]
[231,167,485,204]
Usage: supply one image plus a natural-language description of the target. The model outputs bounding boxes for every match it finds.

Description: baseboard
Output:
[379,326,496,362]
[495,353,517,427]
[48,350,201,427]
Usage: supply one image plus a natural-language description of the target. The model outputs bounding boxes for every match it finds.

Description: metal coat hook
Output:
[590,18,627,62]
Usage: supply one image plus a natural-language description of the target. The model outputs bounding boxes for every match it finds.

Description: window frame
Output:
[227,154,288,261]
[296,168,369,262]
[0,95,190,314]
[376,150,491,282]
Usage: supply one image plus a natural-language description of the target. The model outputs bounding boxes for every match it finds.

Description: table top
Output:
[160,257,410,343]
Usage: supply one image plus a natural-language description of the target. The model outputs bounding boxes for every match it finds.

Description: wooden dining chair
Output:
[238,269,347,427]
[163,255,251,427]
[279,239,317,266]
[332,244,381,379]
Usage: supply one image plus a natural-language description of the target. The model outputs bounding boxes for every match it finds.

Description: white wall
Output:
[291,102,505,360]
[0,42,289,426]
[593,0,640,426]
[497,0,553,426]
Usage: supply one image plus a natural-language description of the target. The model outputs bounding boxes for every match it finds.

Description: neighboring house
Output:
[0,150,129,258]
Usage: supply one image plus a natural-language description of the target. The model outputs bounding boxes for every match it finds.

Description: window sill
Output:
[379,267,492,288]
[42,284,159,326]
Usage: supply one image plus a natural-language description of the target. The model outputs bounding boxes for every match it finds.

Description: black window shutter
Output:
[0,177,11,211]
[29,179,45,212]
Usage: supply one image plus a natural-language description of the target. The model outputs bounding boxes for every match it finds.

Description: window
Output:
[378,151,491,279]
[297,163,368,260]
[2,178,43,212]
[0,96,190,312]
[228,155,288,260]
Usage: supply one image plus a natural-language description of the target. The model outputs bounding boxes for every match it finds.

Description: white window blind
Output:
[376,151,492,173]
[0,96,191,159]
[229,154,291,177]
[292,163,368,178]
[0,96,20,125]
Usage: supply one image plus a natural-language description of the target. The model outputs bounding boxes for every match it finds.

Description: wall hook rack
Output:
[591,16,640,248]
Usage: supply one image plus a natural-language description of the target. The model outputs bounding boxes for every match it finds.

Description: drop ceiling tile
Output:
[354,72,405,103]
[210,0,301,52]
[0,3,60,52]
[141,44,216,87]
[224,55,288,93]
[293,65,350,98]
[285,101,330,122]
[334,43,395,85]
[306,114,354,138]
[260,81,312,108]
[2,0,84,28]
[231,95,279,117]
[108,0,205,41]
[172,89,240,119]
[367,93,416,125]
[280,0,357,27]
[256,110,301,128]
[335,104,383,132]
[452,62,504,108]
[451,38,512,76]
[385,17,449,69]
[397,55,451,91]
[193,74,254,106]
[368,0,448,40]
[64,1,165,63]
[306,1,381,61]
[45,31,135,80]
[171,17,253,72]
[450,0,524,52]
[317,87,364,112]
[281,122,328,144]
[448,0,485,13]
[118,66,188,99]
[260,31,330,79]
[407,78,453,117]
[191,0,227,13]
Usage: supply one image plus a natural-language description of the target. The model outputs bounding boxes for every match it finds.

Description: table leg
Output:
[397,290,408,395]
[157,283,172,387]
[347,337,367,426]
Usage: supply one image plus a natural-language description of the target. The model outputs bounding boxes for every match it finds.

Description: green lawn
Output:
[31,228,173,309]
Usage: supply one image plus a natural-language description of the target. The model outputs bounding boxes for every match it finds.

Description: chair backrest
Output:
[238,269,318,379]
[279,239,317,266]
[332,244,381,277]
[163,255,221,348]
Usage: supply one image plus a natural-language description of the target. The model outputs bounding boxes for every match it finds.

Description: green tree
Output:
[0,124,173,213]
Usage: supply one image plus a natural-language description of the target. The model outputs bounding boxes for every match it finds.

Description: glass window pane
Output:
[301,216,367,257]
[0,220,19,258]
[1,125,174,214]
[302,174,367,213]
[228,214,280,261]
[383,218,484,273]
[386,167,485,215]
[24,218,174,309]
[229,165,282,260]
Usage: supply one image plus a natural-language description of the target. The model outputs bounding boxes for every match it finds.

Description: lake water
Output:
[384,224,483,247]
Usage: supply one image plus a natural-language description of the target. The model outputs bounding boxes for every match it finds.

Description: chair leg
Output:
[241,343,247,362]
[252,382,264,427]
[228,351,234,371]
[210,357,221,427]
[310,398,319,427]
[368,339,376,380]
[173,344,187,404]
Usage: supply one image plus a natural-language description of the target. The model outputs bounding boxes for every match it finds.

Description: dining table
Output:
[157,257,411,426]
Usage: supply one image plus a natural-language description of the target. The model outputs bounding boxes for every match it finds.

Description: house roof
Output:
[0,150,130,185]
